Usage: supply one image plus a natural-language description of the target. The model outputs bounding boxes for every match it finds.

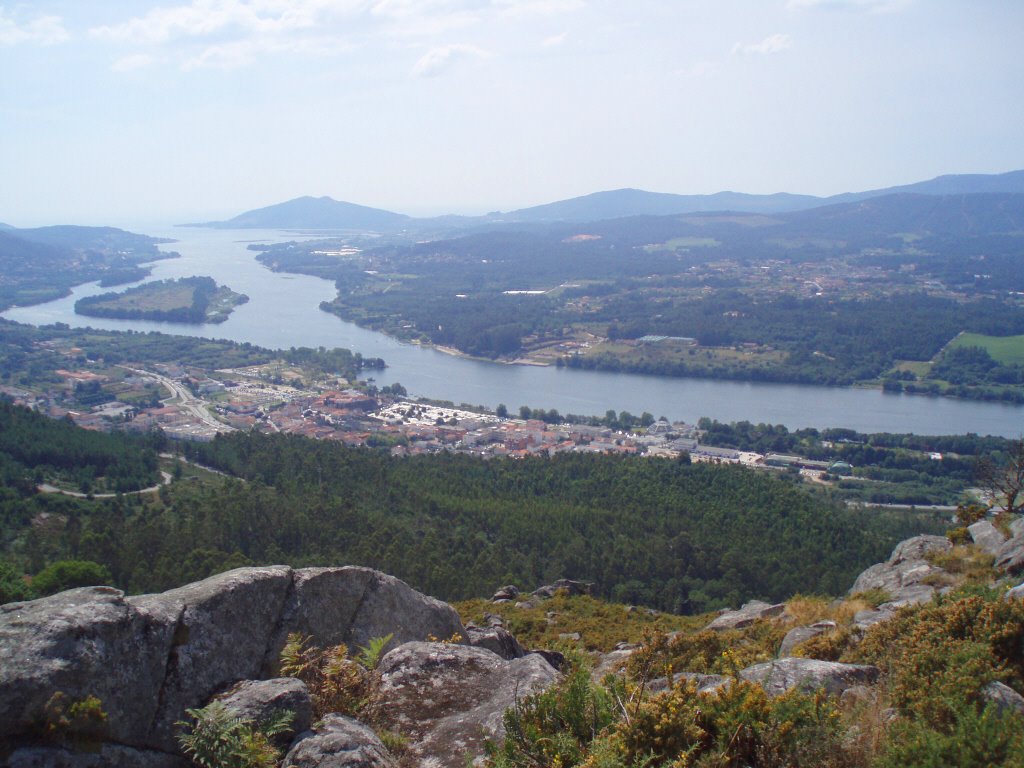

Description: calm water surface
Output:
[5,227,1023,437]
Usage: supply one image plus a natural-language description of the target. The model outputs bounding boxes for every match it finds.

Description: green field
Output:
[87,282,196,312]
[949,332,1024,365]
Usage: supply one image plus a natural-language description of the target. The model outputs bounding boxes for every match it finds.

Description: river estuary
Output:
[4,227,1023,437]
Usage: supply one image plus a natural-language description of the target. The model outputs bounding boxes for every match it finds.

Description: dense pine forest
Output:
[1,406,943,610]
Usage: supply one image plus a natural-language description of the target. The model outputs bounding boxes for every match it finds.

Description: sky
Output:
[2,0,1023,227]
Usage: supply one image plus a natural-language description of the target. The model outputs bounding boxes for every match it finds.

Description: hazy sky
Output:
[2,0,1022,226]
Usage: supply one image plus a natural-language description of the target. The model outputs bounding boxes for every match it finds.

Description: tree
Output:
[496,403,508,419]
[32,560,113,597]
[976,438,1024,515]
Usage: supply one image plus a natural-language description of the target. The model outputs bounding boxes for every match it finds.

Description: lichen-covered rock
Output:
[262,567,466,672]
[491,585,520,602]
[0,565,467,760]
[214,677,312,740]
[705,600,785,631]
[0,586,178,749]
[464,624,526,660]
[852,608,894,630]
[981,681,1024,716]
[373,641,559,767]
[1005,582,1024,601]
[647,672,731,695]
[135,566,294,751]
[739,657,880,698]
[284,714,396,768]
[779,621,836,656]
[850,534,952,606]
[532,579,593,599]
[995,527,1024,575]
[969,520,1007,557]
[5,745,184,767]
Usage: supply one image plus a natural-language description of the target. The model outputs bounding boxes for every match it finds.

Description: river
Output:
[4,226,1023,437]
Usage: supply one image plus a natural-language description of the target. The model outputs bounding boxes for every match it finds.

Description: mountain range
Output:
[188,169,1024,230]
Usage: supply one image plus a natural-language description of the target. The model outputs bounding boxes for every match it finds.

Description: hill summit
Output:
[188,196,410,231]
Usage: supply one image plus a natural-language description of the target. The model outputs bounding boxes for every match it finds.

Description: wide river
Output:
[5,227,1024,436]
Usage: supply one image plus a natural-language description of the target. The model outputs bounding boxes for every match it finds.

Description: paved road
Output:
[38,471,173,499]
[119,365,234,432]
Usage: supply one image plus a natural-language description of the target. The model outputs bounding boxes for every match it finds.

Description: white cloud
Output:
[732,33,792,56]
[112,53,157,72]
[542,31,567,47]
[90,0,367,44]
[786,0,911,12]
[412,42,488,77]
[0,9,69,46]
[495,0,584,19]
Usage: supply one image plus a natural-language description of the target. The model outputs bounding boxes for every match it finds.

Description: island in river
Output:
[74,276,248,324]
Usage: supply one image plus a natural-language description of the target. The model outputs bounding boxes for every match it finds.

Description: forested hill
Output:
[1,405,942,611]
[178,431,940,612]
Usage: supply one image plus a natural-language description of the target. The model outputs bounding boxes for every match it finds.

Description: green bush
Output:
[877,701,1024,768]
[488,656,619,768]
[31,560,113,597]
[176,701,293,768]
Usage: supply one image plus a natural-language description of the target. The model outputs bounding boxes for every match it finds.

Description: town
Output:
[1,344,853,478]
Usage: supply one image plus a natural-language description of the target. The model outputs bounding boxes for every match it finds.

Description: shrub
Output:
[40,692,108,749]
[176,701,293,768]
[488,655,619,768]
[31,560,113,597]
[877,701,1024,768]
[279,632,370,718]
[791,628,854,662]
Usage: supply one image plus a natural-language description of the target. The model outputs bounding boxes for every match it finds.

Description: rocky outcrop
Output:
[647,672,731,695]
[705,600,786,631]
[778,621,836,656]
[491,585,520,602]
[981,681,1024,716]
[5,745,183,767]
[464,624,526,660]
[968,520,1007,557]
[849,534,951,608]
[372,641,559,768]
[739,658,880,698]
[284,715,396,768]
[214,678,313,742]
[532,578,593,600]
[995,518,1024,575]
[0,566,465,758]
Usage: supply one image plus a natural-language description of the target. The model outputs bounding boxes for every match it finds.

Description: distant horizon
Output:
[6,165,1024,232]
[3,2,1022,228]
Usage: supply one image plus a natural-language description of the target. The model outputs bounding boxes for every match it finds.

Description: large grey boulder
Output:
[705,600,785,631]
[850,534,952,605]
[263,566,466,673]
[214,677,313,740]
[995,524,1024,575]
[532,579,593,600]
[779,621,836,657]
[0,586,179,749]
[0,565,466,759]
[284,714,396,768]
[1005,581,1024,601]
[134,566,294,751]
[969,520,1007,557]
[981,681,1024,716]
[740,657,880,698]
[5,745,184,767]
[647,672,731,695]
[464,624,526,660]
[373,641,559,768]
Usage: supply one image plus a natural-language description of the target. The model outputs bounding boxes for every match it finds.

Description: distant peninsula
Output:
[184,195,410,231]
[74,276,248,324]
